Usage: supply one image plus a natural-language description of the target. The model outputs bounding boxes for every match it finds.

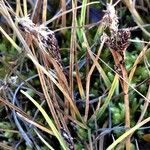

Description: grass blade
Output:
[21,90,68,150]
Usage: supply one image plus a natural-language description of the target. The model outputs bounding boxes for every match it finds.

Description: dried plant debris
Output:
[16,16,61,65]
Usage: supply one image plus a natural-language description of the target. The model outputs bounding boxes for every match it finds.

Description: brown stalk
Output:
[33,44,72,132]
[31,0,42,24]
[75,60,85,99]
[110,49,130,150]
[34,48,72,134]
[84,39,105,122]
[0,96,29,118]
[69,0,77,113]
[31,45,61,129]
[17,16,63,129]
[42,0,47,23]
[69,0,77,118]
[47,78,70,131]
[47,56,72,126]
[101,2,131,145]
[32,37,71,130]
[61,0,66,33]
[70,0,77,98]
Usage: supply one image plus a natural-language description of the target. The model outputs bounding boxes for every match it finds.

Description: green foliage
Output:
[125,51,137,70]
[77,127,88,140]
[0,122,13,129]
[0,42,7,51]
[75,143,84,150]
[135,66,149,80]
[133,37,143,51]
[110,103,125,125]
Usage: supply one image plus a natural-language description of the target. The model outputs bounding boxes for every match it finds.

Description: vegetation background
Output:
[0,0,150,149]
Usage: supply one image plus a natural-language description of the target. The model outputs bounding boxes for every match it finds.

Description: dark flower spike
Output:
[104,29,131,52]
[16,16,61,66]
[16,16,35,33]
[101,0,131,53]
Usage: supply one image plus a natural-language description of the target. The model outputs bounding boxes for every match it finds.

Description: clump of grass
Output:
[0,0,150,149]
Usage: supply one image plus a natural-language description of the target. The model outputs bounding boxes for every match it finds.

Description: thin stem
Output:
[111,50,130,150]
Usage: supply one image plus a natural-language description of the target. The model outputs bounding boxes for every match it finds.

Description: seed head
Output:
[16,16,35,33]
[102,3,119,33]
[103,29,131,51]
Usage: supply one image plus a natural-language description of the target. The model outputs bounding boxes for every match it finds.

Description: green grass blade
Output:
[89,74,119,122]
[0,26,22,53]
[79,0,87,26]
[21,90,68,150]
[107,116,150,150]
[34,129,55,150]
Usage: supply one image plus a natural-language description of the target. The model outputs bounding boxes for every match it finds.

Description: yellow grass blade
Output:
[21,90,68,150]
